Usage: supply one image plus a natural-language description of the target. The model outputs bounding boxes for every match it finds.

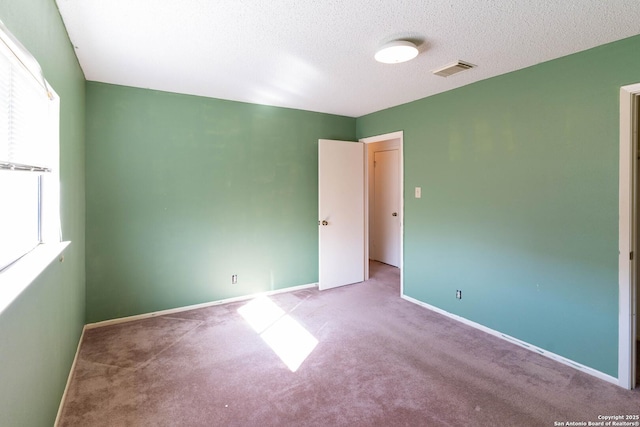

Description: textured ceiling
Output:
[55,0,640,117]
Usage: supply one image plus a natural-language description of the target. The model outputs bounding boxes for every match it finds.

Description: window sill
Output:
[0,241,70,315]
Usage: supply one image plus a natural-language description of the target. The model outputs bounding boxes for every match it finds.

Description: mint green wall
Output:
[85,82,355,323]
[0,0,86,426]
[357,35,640,377]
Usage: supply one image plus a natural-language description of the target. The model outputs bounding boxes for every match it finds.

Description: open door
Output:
[318,139,364,290]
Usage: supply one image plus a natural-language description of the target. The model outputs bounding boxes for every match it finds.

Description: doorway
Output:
[317,132,403,292]
[368,143,400,267]
[361,131,404,290]
[618,83,640,389]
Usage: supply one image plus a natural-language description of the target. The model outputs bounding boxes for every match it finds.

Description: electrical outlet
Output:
[456,290,462,300]
[232,274,237,284]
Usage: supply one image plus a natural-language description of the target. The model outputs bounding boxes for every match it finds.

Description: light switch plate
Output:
[415,187,421,198]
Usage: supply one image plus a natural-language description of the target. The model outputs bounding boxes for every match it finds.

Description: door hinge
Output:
[631,251,634,261]
[374,161,377,167]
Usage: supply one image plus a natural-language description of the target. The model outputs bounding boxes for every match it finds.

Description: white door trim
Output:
[618,83,640,389]
[360,131,404,293]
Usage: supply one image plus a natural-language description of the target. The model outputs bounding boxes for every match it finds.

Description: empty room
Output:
[1,0,640,426]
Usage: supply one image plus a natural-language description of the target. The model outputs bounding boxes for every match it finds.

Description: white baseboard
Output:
[85,282,318,330]
[54,326,86,426]
[401,294,618,386]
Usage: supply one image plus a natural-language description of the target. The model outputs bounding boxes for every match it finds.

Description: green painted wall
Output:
[357,35,640,377]
[85,82,355,323]
[0,0,86,426]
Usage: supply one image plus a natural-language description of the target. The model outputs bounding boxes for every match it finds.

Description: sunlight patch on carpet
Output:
[238,296,318,372]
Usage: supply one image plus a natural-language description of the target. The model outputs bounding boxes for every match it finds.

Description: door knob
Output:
[392,212,398,217]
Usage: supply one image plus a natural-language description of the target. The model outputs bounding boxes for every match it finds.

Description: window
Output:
[0,20,60,272]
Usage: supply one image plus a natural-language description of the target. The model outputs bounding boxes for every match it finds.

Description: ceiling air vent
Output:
[432,60,475,77]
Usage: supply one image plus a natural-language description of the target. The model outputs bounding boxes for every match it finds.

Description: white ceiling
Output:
[55,0,640,118]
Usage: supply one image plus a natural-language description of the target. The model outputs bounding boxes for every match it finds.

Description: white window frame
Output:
[0,19,68,315]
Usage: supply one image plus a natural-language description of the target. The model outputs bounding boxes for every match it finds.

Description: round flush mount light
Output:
[374,40,419,64]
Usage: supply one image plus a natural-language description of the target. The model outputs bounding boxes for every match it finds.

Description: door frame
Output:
[360,131,404,293]
[618,82,640,389]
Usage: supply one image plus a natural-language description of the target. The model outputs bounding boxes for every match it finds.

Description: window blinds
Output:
[0,22,53,172]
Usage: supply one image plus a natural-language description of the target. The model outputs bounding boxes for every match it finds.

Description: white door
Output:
[318,139,364,290]
[372,150,400,267]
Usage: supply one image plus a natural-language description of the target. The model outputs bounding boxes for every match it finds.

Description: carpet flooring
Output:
[58,262,640,426]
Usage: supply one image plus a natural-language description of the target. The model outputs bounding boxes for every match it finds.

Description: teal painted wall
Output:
[85,82,355,323]
[357,35,640,377]
[0,0,86,425]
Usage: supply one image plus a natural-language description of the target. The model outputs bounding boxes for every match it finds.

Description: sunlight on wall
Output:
[238,296,318,372]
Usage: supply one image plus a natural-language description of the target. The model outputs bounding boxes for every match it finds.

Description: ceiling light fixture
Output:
[374,40,419,64]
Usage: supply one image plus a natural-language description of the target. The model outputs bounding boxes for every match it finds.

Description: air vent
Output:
[432,60,475,77]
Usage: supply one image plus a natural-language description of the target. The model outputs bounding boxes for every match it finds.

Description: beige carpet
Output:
[58,262,640,426]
